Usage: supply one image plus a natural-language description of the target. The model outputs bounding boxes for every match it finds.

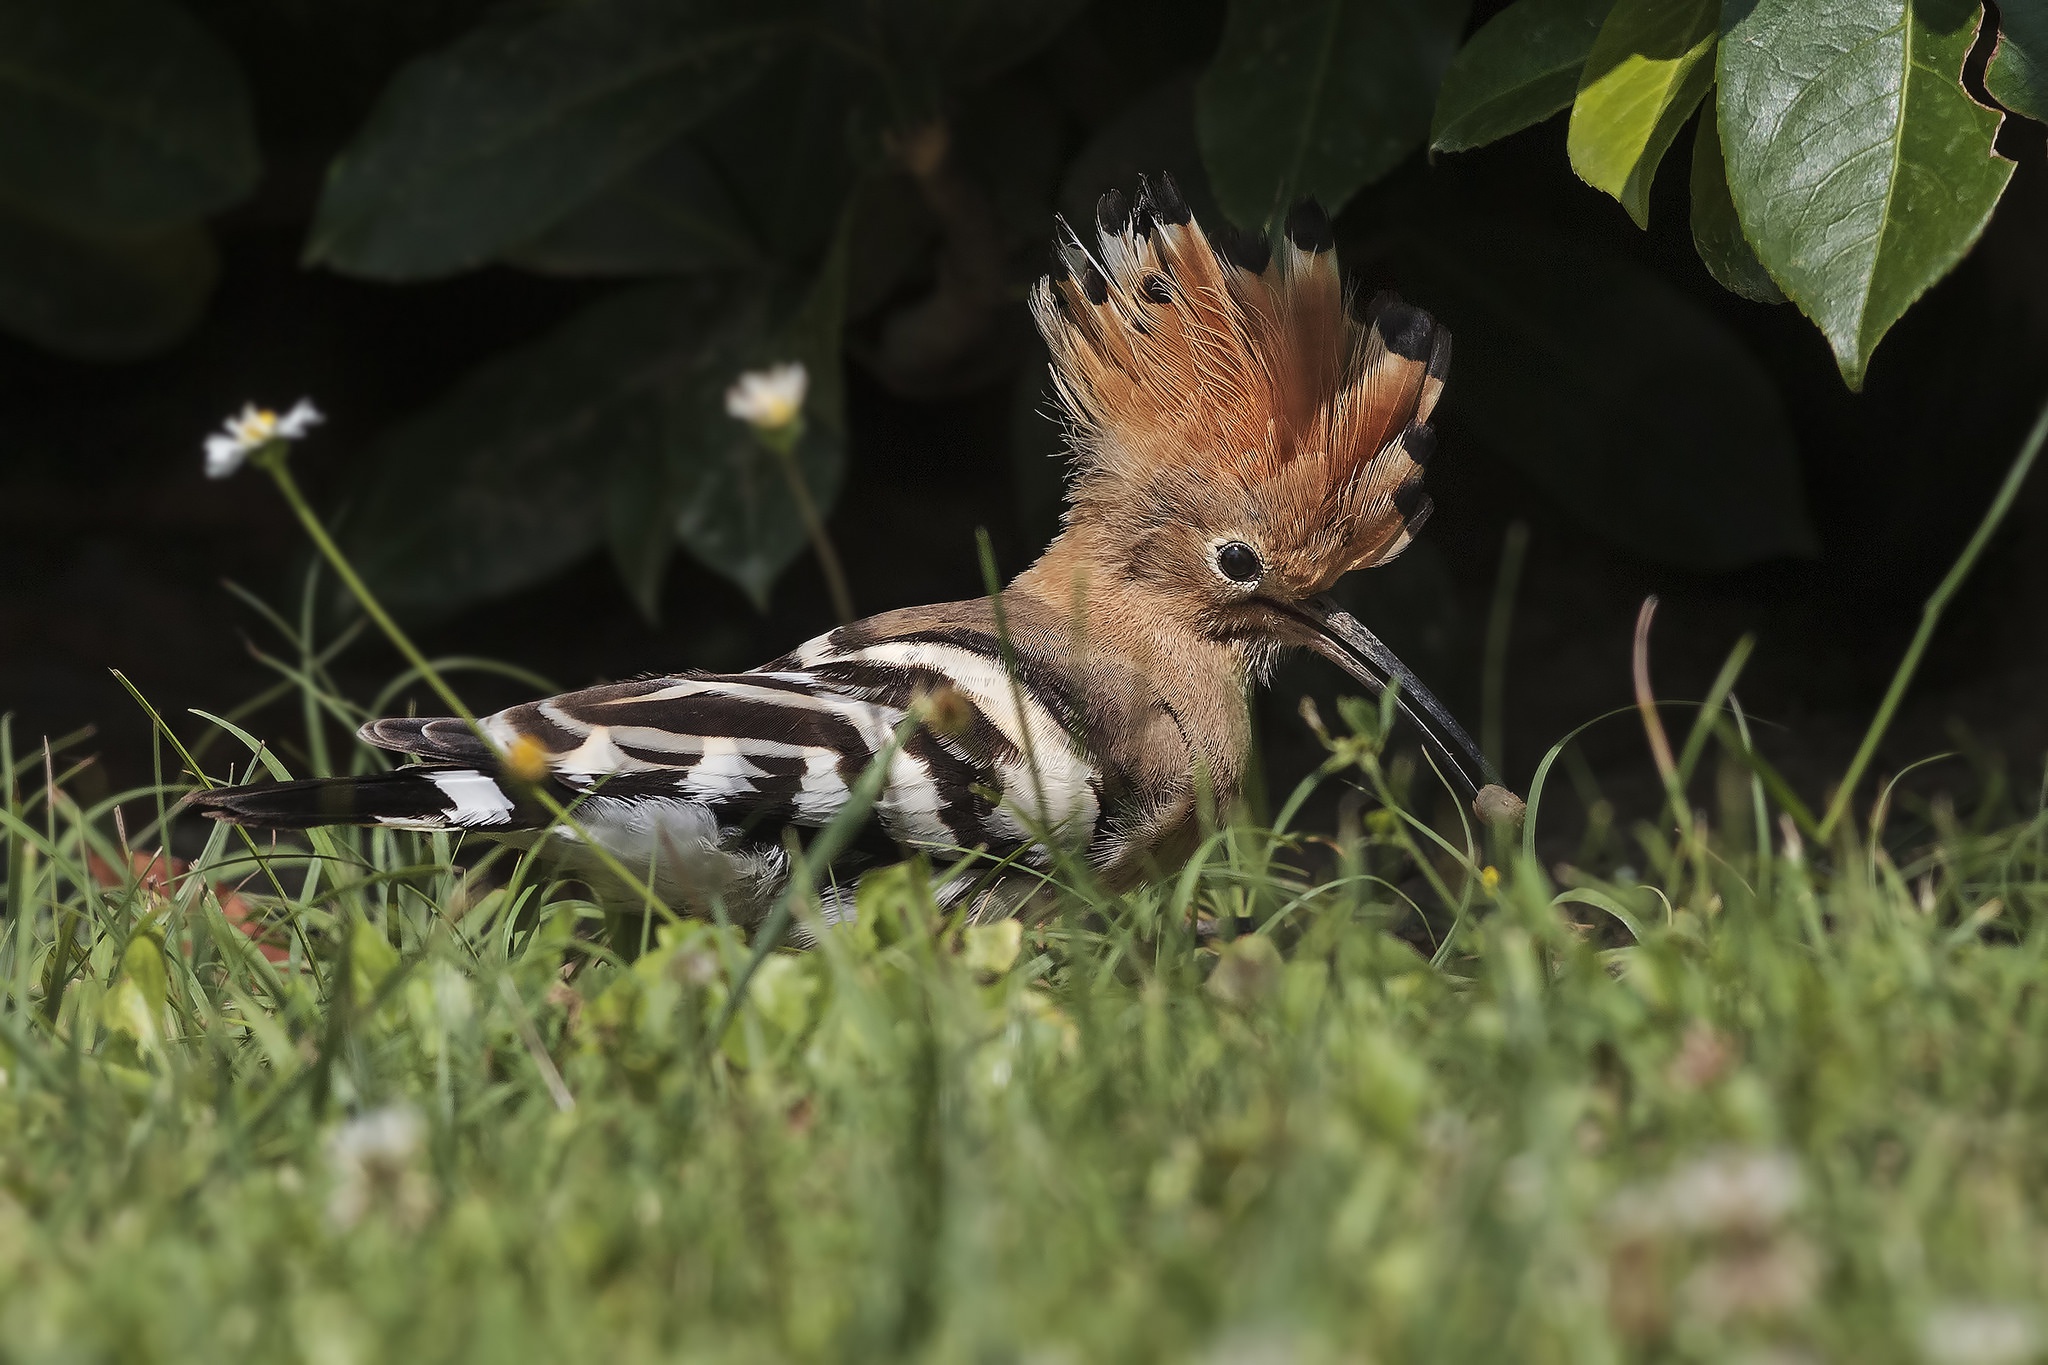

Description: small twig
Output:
[1631,596,1680,797]
[1622,601,1687,843]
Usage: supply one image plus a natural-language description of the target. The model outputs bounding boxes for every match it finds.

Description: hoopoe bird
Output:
[190,178,1508,920]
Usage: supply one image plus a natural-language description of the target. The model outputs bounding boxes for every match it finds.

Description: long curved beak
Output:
[1281,594,1499,802]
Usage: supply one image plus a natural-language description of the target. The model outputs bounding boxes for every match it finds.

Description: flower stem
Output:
[261,456,476,725]
[255,448,674,919]
[765,434,855,625]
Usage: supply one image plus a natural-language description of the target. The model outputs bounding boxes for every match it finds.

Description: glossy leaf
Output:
[1061,76,1220,226]
[0,0,257,230]
[504,141,763,278]
[1197,0,1470,227]
[1392,197,1816,569]
[842,0,1090,94]
[693,48,860,265]
[1567,0,1718,228]
[1431,0,1616,152]
[1986,0,2048,124]
[1719,0,2013,388]
[1688,115,1785,304]
[345,263,849,620]
[307,0,784,280]
[0,198,217,360]
[669,220,850,611]
[343,279,737,618]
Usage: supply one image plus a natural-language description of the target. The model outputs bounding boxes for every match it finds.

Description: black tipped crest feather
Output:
[1284,198,1334,253]
[1142,172,1191,226]
[1029,175,1453,578]
[1374,302,1435,362]
[1095,188,1130,235]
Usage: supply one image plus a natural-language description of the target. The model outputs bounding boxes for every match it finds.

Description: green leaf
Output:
[307,0,784,281]
[1431,0,1616,152]
[0,0,258,230]
[1196,0,1471,227]
[349,266,848,621]
[846,0,1090,94]
[1718,0,2014,388]
[1061,76,1220,225]
[607,403,681,623]
[668,219,850,612]
[1392,196,1816,569]
[1566,0,1718,228]
[693,47,861,264]
[0,196,217,360]
[1687,114,1784,304]
[504,141,763,278]
[100,933,168,1054]
[1987,0,2048,122]
[345,278,743,619]
[349,913,398,1008]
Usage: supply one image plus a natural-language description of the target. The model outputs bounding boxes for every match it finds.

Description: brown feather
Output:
[1028,190,1449,579]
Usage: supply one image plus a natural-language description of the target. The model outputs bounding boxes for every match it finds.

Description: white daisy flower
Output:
[325,1104,430,1230]
[723,362,808,435]
[204,398,323,479]
[1919,1304,2042,1365]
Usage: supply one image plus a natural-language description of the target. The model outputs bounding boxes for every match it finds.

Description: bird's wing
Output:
[359,627,1106,865]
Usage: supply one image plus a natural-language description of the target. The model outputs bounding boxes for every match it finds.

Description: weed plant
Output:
[0,403,2045,1362]
[5,651,2048,1363]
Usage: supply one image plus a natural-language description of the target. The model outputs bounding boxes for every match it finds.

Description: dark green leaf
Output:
[307,0,784,281]
[0,0,257,230]
[668,395,844,613]
[670,215,851,611]
[1566,0,1718,228]
[1062,76,1220,226]
[0,196,217,360]
[344,278,743,618]
[693,47,861,265]
[1430,0,1615,152]
[1196,0,1470,227]
[347,253,851,621]
[1718,0,2013,388]
[606,403,680,622]
[847,0,1090,96]
[1987,0,2048,123]
[504,141,763,278]
[1688,115,1784,304]
[1392,197,1816,569]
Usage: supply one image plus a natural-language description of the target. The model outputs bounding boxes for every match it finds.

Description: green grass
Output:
[2,672,2048,1365]
[0,394,2040,1363]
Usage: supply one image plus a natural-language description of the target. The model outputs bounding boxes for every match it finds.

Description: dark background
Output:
[5,0,2046,848]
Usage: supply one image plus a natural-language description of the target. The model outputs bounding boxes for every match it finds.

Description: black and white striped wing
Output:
[362,624,1109,878]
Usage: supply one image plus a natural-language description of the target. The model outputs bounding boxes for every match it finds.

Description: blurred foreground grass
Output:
[2,682,2046,1365]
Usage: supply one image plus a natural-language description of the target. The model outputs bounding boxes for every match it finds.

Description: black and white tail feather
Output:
[186,621,1106,921]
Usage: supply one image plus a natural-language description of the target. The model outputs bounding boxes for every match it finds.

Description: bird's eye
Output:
[1215,541,1263,583]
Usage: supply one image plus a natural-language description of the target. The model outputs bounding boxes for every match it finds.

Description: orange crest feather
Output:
[1030,178,1451,577]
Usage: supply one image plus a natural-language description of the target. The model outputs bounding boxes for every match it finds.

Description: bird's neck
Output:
[1009,524,1256,796]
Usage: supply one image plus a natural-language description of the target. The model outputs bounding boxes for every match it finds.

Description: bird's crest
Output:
[1030,177,1449,580]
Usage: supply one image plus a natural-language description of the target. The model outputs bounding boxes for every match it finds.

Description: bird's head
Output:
[1029,176,1495,798]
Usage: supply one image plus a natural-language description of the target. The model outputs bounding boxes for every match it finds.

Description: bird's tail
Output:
[184,766,541,832]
